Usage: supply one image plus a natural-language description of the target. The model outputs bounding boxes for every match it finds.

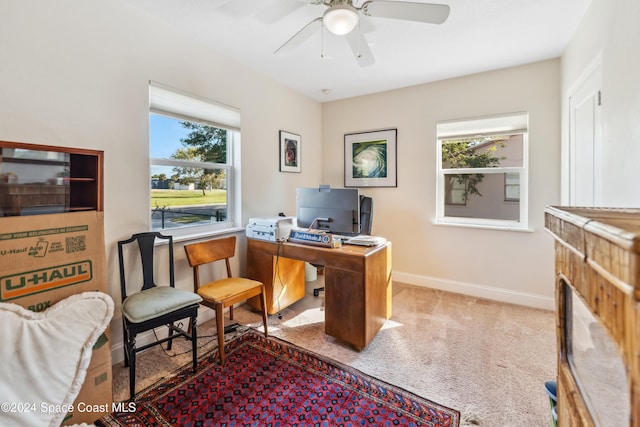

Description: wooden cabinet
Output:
[0,141,103,215]
[545,207,639,427]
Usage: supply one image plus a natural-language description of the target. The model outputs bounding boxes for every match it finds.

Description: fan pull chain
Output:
[356,21,362,58]
[320,24,325,59]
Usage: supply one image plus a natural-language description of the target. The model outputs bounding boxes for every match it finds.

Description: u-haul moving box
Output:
[0,211,112,424]
[0,211,107,309]
[63,328,113,425]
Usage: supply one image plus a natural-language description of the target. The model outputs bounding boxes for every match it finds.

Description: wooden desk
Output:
[246,238,392,350]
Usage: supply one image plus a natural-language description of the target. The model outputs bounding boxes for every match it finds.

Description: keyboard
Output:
[332,233,358,242]
[342,235,387,247]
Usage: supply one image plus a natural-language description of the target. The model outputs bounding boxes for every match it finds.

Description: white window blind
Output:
[437,112,528,140]
[149,81,241,132]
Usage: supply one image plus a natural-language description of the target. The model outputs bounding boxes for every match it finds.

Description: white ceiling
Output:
[123,0,593,102]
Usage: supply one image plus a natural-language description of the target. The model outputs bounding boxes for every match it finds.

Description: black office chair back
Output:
[359,195,373,235]
[118,232,175,301]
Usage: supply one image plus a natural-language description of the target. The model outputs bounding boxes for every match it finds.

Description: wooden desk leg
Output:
[324,243,392,350]
[324,268,366,350]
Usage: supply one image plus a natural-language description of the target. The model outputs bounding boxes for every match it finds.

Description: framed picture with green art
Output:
[344,128,397,187]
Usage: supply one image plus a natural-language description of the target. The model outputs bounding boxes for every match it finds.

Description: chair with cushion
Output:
[118,232,202,401]
[184,235,268,364]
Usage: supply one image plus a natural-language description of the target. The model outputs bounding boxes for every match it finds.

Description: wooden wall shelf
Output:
[0,141,103,215]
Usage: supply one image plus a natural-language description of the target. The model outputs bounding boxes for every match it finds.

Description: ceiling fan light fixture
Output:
[323,5,359,36]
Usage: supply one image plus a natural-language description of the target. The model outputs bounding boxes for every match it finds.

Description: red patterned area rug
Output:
[97,329,459,426]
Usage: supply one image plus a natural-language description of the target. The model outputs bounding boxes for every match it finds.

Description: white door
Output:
[569,61,602,206]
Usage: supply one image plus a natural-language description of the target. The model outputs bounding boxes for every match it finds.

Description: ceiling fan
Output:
[274,0,450,67]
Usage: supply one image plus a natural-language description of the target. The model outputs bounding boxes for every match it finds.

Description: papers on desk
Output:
[343,235,387,247]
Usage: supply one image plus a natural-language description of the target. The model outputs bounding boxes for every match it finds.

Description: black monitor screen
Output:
[296,187,359,235]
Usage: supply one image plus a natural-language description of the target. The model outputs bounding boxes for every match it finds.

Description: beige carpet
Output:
[111,280,556,427]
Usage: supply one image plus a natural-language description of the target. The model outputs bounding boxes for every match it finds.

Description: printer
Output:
[246,216,295,242]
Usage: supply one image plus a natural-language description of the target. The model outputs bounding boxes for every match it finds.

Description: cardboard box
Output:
[62,362,112,425]
[0,211,113,423]
[63,328,113,425]
[0,211,107,310]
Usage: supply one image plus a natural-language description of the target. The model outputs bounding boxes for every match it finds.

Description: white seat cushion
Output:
[122,286,202,323]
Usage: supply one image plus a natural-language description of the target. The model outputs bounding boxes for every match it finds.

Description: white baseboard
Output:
[392,271,555,311]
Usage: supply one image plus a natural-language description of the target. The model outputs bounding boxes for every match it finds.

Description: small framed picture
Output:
[279,130,301,173]
[344,128,397,187]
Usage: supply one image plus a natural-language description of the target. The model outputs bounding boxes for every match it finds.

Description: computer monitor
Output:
[296,186,360,235]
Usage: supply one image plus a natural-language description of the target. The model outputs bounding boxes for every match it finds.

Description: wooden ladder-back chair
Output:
[184,236,268,364]
[118,232,202,401]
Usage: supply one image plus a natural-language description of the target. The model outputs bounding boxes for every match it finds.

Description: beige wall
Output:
[6,0,636,361]
[321,60,561,309]
[0,0,322,361]
[561,0,640,207]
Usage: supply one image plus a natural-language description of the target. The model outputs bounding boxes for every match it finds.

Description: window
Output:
[436,112,528,230]
[149,82,241,236]
[504,172,520,202]
[445,176,466,206]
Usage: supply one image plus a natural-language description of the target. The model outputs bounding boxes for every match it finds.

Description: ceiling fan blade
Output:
[345,31,375,67]
[258,0,307,23]
[217,0,258,19]
[274,18,323,55]
[360,1,450,25]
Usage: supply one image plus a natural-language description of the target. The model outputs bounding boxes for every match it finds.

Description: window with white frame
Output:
[504,172,520,202]
[436,112,529,230]
[445,175,467,206]
[149,82,241,235]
